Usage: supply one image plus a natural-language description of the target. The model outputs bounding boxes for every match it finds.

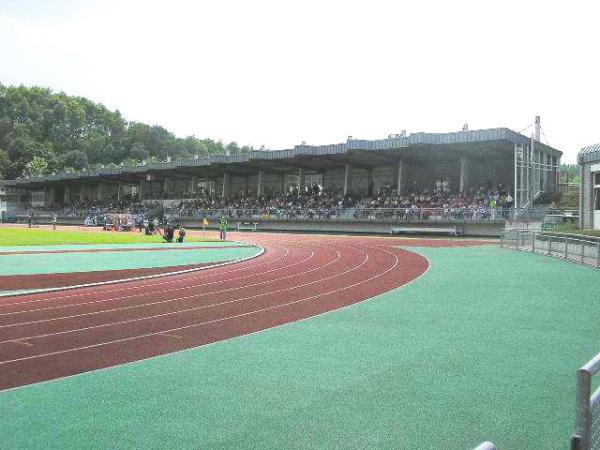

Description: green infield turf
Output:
[1,246,599,449]
[0,227,217,246]
[0,243,261,276]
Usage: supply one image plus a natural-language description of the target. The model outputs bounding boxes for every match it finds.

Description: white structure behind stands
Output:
[578,144,600,230]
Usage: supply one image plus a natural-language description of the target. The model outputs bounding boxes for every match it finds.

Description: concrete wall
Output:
[177,219,503,237]
[581,163,593,228]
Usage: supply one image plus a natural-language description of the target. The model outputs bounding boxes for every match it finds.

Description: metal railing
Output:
[501,230,600,268]
[571,352,600,450]
[8,206,579,227]
[165,207,518,223]
[473,442,496,450]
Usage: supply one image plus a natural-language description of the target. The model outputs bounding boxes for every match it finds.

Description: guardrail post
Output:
[532,232,535,252]
[581,238,585,263]
[571,434,583,450]
[548,235,552,255]
[565,235,568,259]
[575,368,592,450]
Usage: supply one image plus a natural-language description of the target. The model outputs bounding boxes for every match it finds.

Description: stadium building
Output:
[0,180,29,221]
[578,143,600,230]
[3,126,562,234]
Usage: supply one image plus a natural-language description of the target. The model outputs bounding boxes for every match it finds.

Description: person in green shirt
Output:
[489,197,497,221]
[219,216,228,240]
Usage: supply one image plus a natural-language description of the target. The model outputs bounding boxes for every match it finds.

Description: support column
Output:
[343,163,350,196]
[257,170,264,197]
[139,180,144,200]
[163,178,168,197]
[80,184,84,202]
[117,181,122,200]
[298,168,306,195]
[64,185,70,204]
[460,156,469,194]
[190,176,195,195]
[48,186,56,205]
[542,152,548,191]
[222,172,231,199]
[396,160,404,196]
[97,183,103,201]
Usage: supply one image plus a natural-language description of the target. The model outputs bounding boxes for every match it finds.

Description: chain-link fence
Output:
[501,230,600,268]
[571,352,600,450]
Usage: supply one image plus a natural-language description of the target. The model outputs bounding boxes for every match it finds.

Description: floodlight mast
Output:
[534,115,541,142]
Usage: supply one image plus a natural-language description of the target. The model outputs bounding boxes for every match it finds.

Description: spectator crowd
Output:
[17,181,515,224]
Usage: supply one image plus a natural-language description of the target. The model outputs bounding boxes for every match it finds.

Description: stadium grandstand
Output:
[1,126,562,235]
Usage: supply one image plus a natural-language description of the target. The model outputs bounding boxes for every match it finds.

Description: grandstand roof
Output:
[578,143,600,164]
[12,127,562,186]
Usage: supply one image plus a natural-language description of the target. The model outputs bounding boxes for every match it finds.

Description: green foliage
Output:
[0,148,9,179]
[559,163,580,184]
[557,191,579,208]
[24,155,48,176]
[0,227,215,246]
[0,83,245,179]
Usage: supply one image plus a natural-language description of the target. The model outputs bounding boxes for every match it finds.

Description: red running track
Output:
[0,234,438,390]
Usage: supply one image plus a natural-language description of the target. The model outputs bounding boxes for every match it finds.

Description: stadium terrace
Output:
[1,127,562,235]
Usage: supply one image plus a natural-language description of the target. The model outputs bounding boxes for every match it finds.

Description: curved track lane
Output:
[0,235,429,390]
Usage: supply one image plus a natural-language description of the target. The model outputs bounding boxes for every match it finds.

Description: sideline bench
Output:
[237,222,258,231]
[391,226,464,237]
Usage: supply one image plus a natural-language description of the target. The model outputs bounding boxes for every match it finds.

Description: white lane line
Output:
[0,243,314,318]
[0,240,286,307]
[0,239,309,311]
[0,247,266,300]
[0,242,430,395]
[0,244,397,366]
[0,238,332,317]
[0,237,324,308]
[0,245,345,332]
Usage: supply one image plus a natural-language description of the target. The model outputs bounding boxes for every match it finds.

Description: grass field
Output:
[0,226,216,246]
[2,244,599,449]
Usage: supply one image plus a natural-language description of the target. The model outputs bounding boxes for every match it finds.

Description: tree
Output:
[130,142,149,162]
[24,156,48,176]
[0,84,253,178]
[225,141,240,155]
[0,149,9,179]
[60,150,88,170]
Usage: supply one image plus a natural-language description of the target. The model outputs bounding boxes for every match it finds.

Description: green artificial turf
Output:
[1,246,599,449]
[0,244,261,276]
[0,227,218,246]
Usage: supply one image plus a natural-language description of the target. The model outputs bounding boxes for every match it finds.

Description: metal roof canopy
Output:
[578,143,600,164]
[12,127,562,187]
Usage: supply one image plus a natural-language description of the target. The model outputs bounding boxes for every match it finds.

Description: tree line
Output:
[0,84,253,180]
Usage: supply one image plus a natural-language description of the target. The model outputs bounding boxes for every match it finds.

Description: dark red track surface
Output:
[0,234,485,391]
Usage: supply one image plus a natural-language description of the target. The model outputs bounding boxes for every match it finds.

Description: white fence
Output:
[571,352,600,450]
[501,230,600,268]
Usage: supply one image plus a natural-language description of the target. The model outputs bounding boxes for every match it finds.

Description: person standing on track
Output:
[176,225,186,243]
[219,216,228,240]
[52,214,57,230]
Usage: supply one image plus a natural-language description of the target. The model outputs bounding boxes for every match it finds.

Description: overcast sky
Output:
[1,0,598,163]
